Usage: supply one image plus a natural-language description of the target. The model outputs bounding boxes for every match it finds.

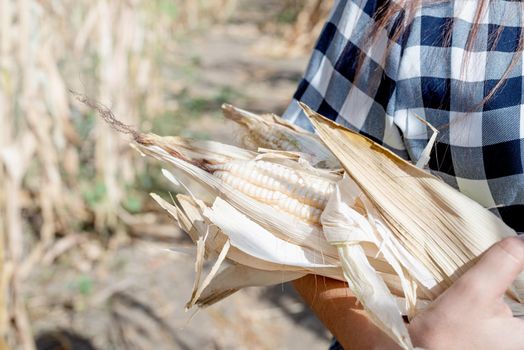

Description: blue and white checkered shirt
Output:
[284,0,524,232]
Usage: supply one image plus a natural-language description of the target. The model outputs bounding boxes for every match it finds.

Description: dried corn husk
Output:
[222,104,340,169]
[88,100,524,350]
[302,103,523,296]
[196,264,305,307]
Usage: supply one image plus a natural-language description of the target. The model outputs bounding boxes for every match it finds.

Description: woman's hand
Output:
[409,236,524,349]
[293,237,524,350]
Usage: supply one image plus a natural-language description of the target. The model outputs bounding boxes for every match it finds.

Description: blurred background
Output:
[0,0,335,349]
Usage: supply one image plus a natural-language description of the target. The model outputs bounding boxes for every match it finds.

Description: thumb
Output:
[457,237,524,300]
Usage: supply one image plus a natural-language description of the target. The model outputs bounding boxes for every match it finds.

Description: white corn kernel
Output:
[211,159,336,225]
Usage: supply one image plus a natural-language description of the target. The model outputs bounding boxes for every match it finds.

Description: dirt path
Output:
[24,3,333,349]
[27,241,331,349]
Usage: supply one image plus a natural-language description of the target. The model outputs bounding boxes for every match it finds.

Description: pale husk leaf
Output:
[303,103,524,302]
[196,264,305,307]
[322,177,413,349]
[222,104,340,168]
[203,197,343,277]
[338,244,413,350]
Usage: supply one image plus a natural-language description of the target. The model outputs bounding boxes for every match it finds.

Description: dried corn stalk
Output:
[90,101,524,350]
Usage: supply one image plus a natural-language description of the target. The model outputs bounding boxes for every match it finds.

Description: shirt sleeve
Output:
[282,0,410,160]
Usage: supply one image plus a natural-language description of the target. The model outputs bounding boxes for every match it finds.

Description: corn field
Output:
[0,0,331,349]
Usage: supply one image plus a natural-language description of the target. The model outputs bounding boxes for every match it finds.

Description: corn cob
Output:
[222,104,340,169]
[209,160,334,225]
[137,132,342,263]
[138,134,337,225]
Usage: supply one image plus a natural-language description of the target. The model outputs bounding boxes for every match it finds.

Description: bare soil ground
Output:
[23,3,332,349]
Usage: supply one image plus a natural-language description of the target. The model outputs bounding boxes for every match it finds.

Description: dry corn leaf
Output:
[338,243,413,349]
[303,103,523,300]
[322,176,416,349]
[196,264,305,307]
[154,190,315,273]
[187,239,230,309]
[151,190,332,307]
[204,197,339,270]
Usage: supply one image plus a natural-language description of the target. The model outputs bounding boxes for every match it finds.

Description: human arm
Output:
[293,275,400,350]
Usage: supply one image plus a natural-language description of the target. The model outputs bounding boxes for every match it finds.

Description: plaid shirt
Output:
[284,0,524,232]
